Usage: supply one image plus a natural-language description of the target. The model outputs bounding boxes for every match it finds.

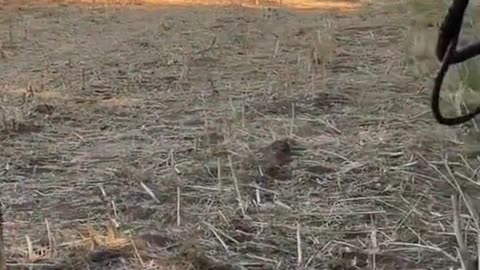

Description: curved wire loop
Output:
[433,0,480,125]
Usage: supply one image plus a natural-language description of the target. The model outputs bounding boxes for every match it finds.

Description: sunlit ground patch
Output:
[2,0,364,12]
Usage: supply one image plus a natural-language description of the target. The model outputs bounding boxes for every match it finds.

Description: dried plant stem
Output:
[0,202,4,270]
[228,155,246,218]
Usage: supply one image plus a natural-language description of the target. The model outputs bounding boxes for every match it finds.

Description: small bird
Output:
[256,138,305,180]
[258,138,304,167]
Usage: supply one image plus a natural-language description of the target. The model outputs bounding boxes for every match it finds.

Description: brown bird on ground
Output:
[256,138,305,180]
[258,138,304,167]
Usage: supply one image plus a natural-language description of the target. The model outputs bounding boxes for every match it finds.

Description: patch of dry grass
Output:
[402,0,480,133]
[1,0,480,269]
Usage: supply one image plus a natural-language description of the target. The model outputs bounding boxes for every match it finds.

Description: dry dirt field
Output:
[1,0,480,269]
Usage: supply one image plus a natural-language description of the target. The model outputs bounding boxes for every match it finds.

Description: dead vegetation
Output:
[1,0,480,269]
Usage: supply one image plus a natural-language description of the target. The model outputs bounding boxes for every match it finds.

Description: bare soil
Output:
[0,0,477,269]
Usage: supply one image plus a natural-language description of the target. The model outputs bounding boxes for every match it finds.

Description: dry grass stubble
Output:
[1,0,480,269]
